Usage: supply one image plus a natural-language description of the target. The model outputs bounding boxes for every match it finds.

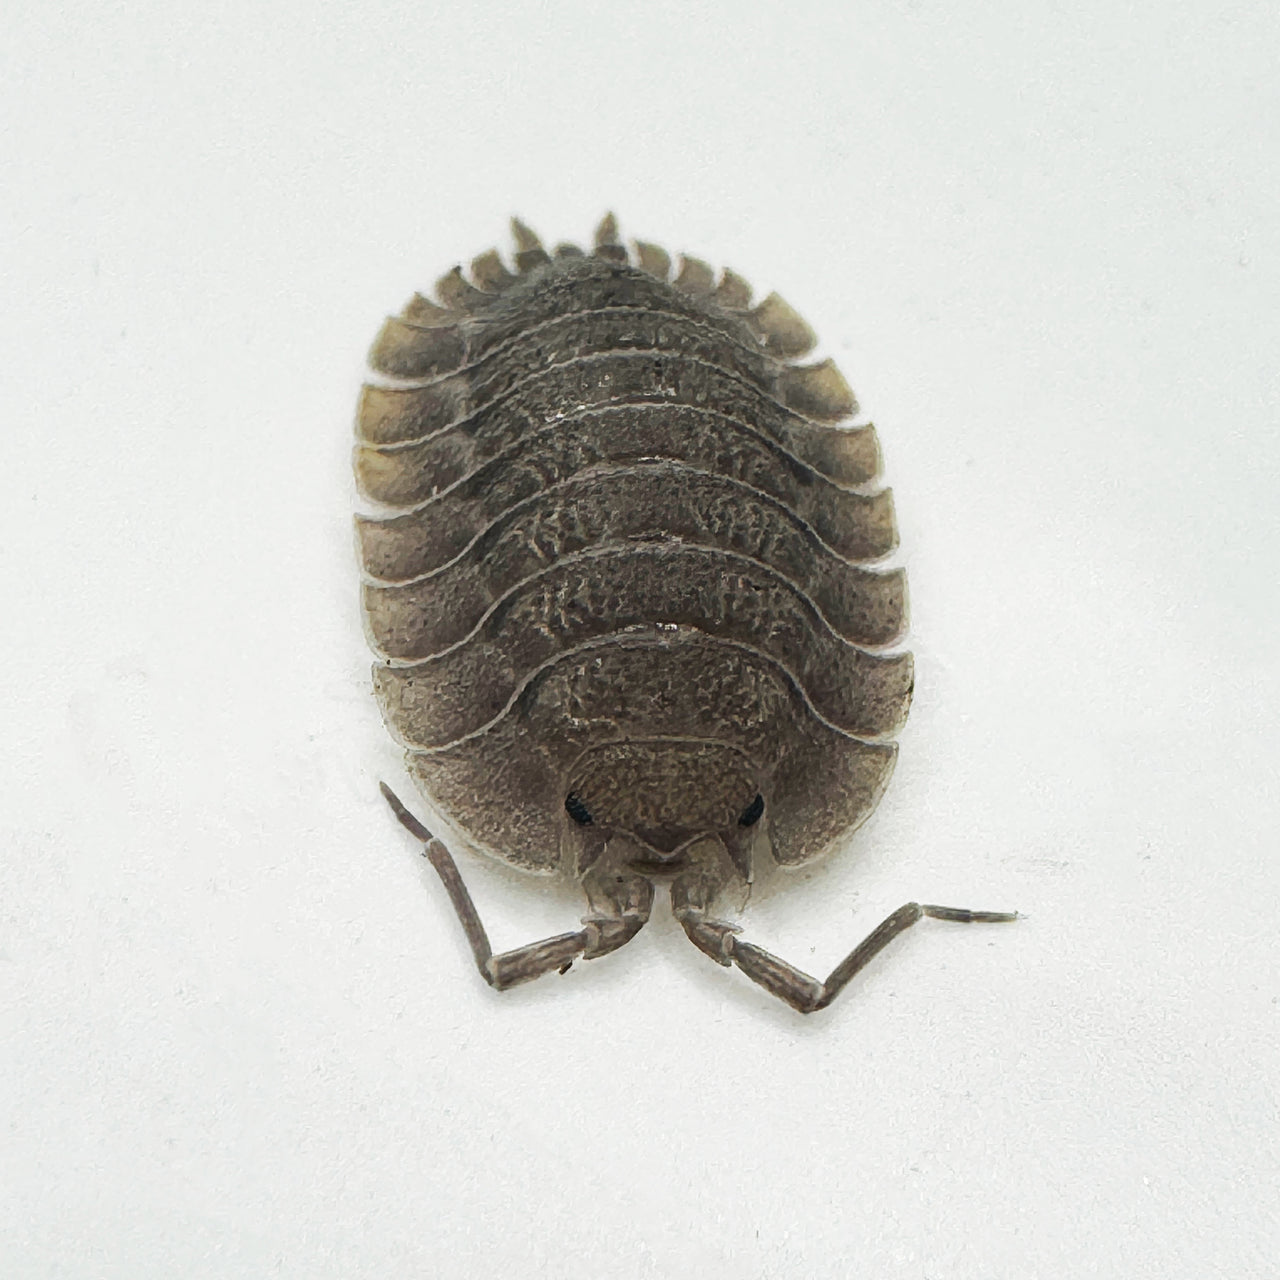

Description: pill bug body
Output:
[357,217,1014,1013]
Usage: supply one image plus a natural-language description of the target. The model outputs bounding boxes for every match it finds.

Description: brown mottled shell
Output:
[355,217,911,874]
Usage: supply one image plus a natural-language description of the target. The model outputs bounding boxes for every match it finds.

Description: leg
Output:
[671,864,1016,1014]
[380,783,653,991]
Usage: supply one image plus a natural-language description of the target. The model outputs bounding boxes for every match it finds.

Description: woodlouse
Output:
[355,215,1014,1013]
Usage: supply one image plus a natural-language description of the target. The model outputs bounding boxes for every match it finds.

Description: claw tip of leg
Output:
[379,780,435,843]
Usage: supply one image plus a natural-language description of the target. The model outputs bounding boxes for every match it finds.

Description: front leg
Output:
[671,861,1016,1014]
[381,784,653,991]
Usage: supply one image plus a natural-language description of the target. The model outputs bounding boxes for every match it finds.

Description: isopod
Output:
[355,215,1014,1013]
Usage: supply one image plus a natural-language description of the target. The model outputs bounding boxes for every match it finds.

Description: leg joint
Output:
[674,908,739,966]
[582,913,649,959]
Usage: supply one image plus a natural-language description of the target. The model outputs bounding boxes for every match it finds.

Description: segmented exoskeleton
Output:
[356,215,1014,1013]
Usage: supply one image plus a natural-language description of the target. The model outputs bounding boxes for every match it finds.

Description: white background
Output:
[3,2,1277,1277]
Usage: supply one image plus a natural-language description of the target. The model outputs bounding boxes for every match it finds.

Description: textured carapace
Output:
[357,216,1014,1013]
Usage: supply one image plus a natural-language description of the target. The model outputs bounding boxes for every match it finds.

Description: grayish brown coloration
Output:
[356,215,1015,1014]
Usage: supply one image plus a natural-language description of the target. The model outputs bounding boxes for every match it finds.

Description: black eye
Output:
[738,793,765,827]
[565,793,593,826]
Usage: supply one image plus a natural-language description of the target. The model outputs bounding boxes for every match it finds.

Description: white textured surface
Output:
[3,3,1277,1277]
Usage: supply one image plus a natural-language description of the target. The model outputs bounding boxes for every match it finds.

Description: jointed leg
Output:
[381,783,653,991]
[672,864,1016,1014]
